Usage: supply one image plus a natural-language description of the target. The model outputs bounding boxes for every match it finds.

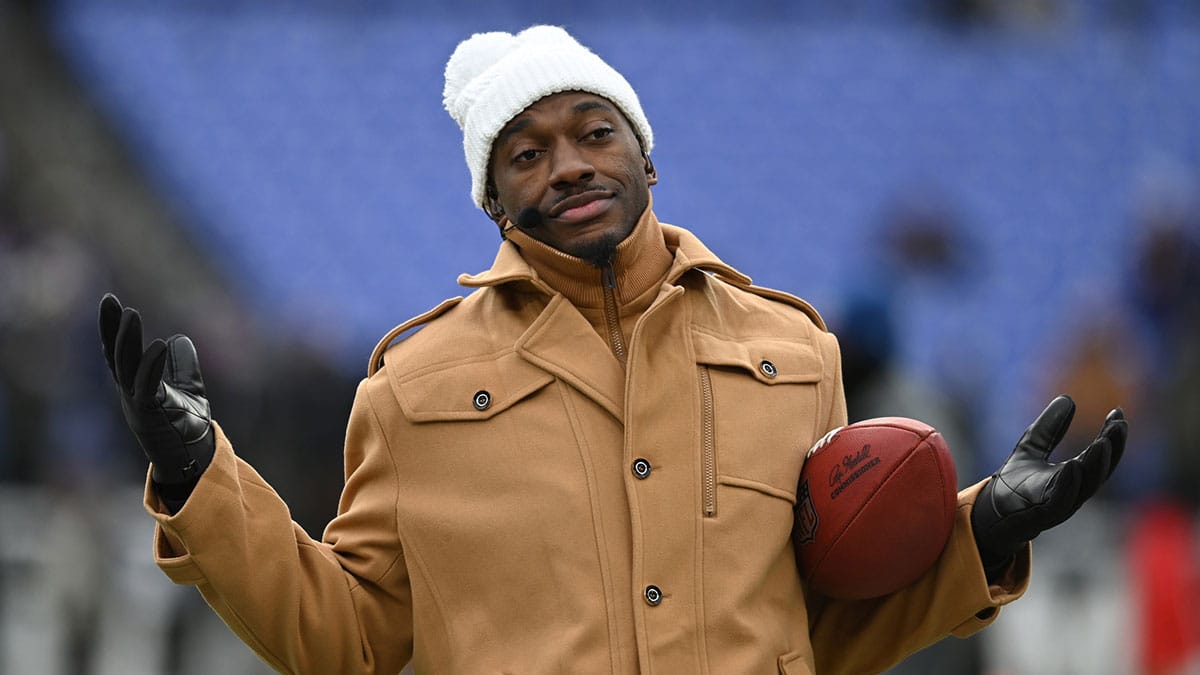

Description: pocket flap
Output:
[692,330,823,384]
[394,350,554,422]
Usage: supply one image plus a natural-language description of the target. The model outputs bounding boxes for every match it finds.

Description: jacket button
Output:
[759,359,778,378]
[644,585,663,606]
[472,390,491,411]
[631,458,652,479]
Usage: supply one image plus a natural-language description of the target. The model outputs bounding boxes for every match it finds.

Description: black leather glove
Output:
[99,293,214,511]
[972,395,1128,579]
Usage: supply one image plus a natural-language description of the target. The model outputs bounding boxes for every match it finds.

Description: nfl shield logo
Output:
[794,479,819,545]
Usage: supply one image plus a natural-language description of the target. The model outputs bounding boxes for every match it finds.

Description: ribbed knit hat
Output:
[443,25,654,209]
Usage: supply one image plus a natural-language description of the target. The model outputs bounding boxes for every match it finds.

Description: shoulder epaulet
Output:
[367,297,463,376]
[713,272,827,331]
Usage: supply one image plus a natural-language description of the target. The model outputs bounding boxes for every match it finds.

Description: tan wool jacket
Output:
[144,210,1029,674]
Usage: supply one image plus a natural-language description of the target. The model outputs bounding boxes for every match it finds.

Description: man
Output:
[98,26,1127,674]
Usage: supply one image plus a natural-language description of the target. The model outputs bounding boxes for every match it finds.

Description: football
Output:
[792,417,957,600]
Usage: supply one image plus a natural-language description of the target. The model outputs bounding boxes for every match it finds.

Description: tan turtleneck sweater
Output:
[502,203,674,363]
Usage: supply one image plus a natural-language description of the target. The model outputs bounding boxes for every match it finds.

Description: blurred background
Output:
[0,0,1197,673]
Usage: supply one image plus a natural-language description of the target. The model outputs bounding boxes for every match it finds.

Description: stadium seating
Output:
[45,1,1200,465]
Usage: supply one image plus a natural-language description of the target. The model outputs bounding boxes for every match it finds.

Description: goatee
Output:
[573,232,623,268]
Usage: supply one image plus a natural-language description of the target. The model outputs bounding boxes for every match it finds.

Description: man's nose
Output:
[548,143,595,189]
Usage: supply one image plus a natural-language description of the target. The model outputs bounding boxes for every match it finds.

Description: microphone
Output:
[502,206,544,236]
[516,206,543,230]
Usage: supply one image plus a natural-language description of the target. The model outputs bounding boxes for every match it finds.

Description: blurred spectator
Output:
[1048,314,1152,499]
[837,287,985,675]
[928,0,1067,29]
[866,185,985,472]
[1128,195,1200,507]
[837,288,977,483]
[873,188,992,415]
[1000,308,1151,671]
[1055,166,1200,504]
[1165,311,1200,507]
[1125,173,1200,673]
[0,179,129,487]
[878,189,977,284]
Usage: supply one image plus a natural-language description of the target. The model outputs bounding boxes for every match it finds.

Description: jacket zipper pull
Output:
[602,262,617,290]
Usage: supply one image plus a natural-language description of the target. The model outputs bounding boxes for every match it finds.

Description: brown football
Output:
[792,417,957,599]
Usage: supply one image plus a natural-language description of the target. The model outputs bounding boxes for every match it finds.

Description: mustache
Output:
[550,184,609,209]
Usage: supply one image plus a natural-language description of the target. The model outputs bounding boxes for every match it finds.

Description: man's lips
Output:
[547,190,615,222]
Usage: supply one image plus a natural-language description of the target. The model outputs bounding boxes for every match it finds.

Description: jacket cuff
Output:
[143,421,236,585]
[949,479,1033,637]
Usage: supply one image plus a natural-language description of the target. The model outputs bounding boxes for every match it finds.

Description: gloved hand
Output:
[99,293,214,510]
[972,395,1128,579]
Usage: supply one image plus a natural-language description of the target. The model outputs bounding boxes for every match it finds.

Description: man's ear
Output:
[484,182,505,223]
[644,153,658,186]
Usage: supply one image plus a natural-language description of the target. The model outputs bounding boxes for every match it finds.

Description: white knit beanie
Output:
[443,25,654,209]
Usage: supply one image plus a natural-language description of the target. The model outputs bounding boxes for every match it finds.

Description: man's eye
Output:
[514,149,539,163]
[590,127,614,140]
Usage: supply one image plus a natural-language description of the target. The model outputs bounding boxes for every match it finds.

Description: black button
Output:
[760,360,778,378]
[632,458,652,479]
[472,390,491,411]
[644,585,662,606]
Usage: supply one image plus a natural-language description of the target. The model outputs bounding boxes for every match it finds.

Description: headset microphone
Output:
[502,206,544,236]
[515,207,543,230]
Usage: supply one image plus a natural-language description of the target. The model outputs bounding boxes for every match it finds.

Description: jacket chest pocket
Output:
[693,331,825,516]
[389,349,564,489]
[392,349,554,423]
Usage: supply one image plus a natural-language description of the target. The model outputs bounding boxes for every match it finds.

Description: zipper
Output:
[601,262,627,366]
[699,366,717,517]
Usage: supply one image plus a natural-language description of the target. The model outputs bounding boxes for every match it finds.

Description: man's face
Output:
[488,91,654,263]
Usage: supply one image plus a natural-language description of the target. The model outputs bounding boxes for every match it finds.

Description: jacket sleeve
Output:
[806,482,1031,675]
[143,376,413,675]
[804,332,1031,675]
